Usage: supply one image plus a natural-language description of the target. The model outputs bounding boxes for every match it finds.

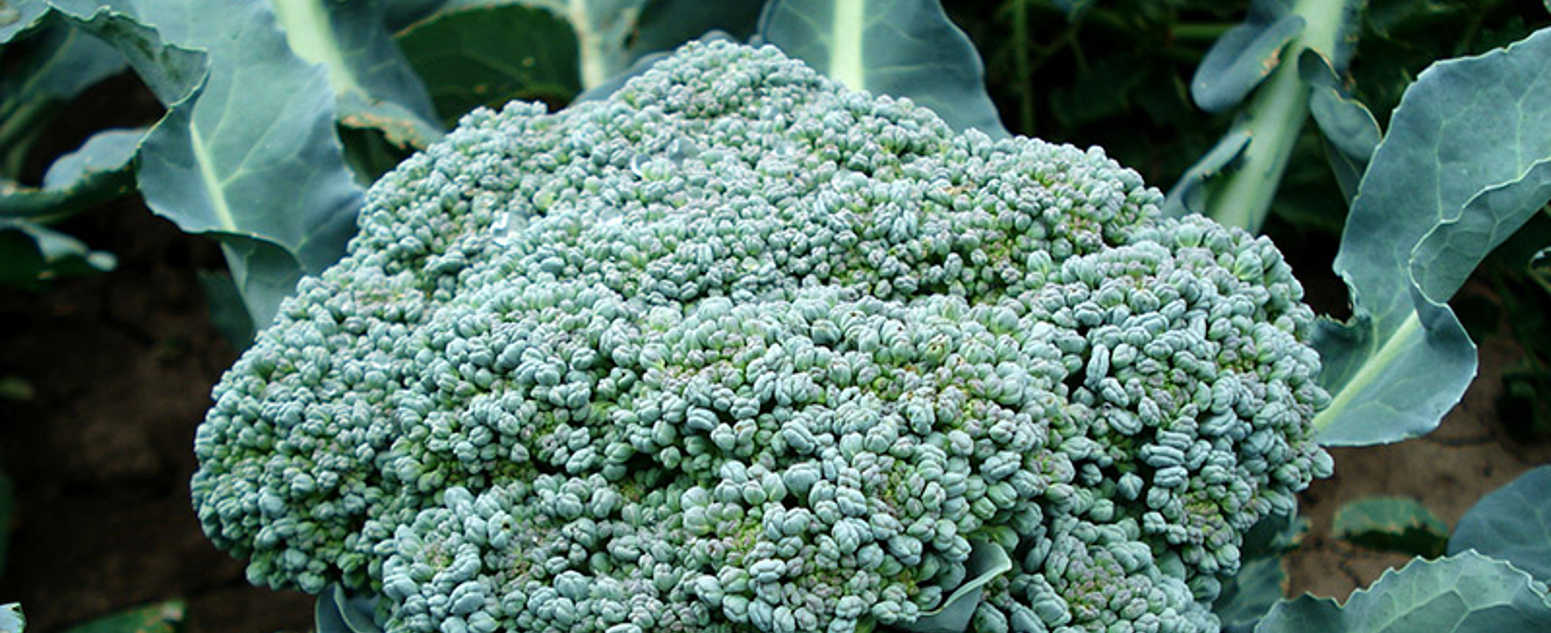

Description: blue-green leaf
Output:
[1163,129,1252,217]
[1169,0,1362,232]
[196,269,255,350]
[315,584,383,633]
[0,603,21,633]
[1313,27,1551,446]
[0,217,116,287]
[41,2,205,104]
[573,30,733,103]
[1411,160,1551,305]
[270,0,443,148]
[1448,464,1551,582]
[1214,511,1306,632]
[0,128,141,218]
[1332,496,1449,557]
[59,601,183,633]
[0,16,125,171]
[892,540,1011,633]
[1216,556,1286,633]
[627,0,760,58]
[111,0,363,328]
[1298,49,1379,203]
[756,0,1007,137]
[0,0,48,43]
[504,0,650,90]
[1254,552,1551,633]
[395,3,581,123]
[1191,1,1304,113]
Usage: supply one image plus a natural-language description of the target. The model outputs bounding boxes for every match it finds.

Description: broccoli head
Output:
[191,40,1332,633]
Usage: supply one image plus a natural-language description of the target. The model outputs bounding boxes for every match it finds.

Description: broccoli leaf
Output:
[395,3,581,123]
[0,217,116,288]
[1313,26,1551,446]
[1255,552,1551,633]
[1189,0,1305,114]
[0,128,141,219]
[314,584,383,633]
[1214,556,1285,633]
[69,0,366,329]
[1331,496,1449,557]
[0,0,48,43]
[1297,49,1380,205]
[1213,511,1307,632]
[1164,129,1252,217]
[38,2,204,104]
[756,0,1008,137]
[59,601,183,633]
[195,269,256,350]
[894,540,1012,633]
[269,0,443,149]
[0,603,21,633]
[626,0,761,60]
[1448,464,1551,582]
[0,17,126,179]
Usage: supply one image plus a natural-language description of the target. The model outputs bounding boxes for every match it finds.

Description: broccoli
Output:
[190,40,1332,633]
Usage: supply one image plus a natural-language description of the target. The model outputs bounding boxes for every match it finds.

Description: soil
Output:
[0,191,1547,633]
[0,204,315,633]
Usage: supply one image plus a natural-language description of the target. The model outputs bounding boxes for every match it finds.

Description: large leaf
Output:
[626,0,761,59]
[0,16,125,177]
[1313,27,1551,445]
[1254,552,1551,633]
[196,269,256,350]
[82,0,366,328]
[0,0,49,43]
[1214,511,1308,632]
[0,128,141,218]
[1298,49,1380,205]
[395,3,581,123]
[1411,161,1551,304]
[1331,496,1448,557]
[1190,0,1305,113]
[756,0,1007,137]
[0,603,21,633]
[269,0,442,148]
[60,601,183,633]
[398,0,758,105]
[0,217,116,287]
[1448,464,1551,582]
[40,2,205,104]
[510,0,649,89]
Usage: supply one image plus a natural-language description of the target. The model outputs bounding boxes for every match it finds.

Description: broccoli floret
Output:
[190,40,1331,633]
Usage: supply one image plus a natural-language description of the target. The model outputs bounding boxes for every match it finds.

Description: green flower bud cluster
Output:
[192,39,1329,633]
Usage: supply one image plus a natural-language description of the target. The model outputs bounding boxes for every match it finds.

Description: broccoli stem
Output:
[1204,0,1358,233]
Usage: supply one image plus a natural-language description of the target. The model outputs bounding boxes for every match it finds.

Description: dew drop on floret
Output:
[191,40,1332,633]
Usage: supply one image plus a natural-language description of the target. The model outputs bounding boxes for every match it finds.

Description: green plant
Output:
[2,1,1549,633]
[192,36,1338,633]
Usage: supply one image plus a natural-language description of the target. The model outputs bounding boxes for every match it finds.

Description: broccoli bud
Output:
[191,40,1330,633]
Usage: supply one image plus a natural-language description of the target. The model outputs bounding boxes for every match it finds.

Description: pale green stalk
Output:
[1206,0,1354,232]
